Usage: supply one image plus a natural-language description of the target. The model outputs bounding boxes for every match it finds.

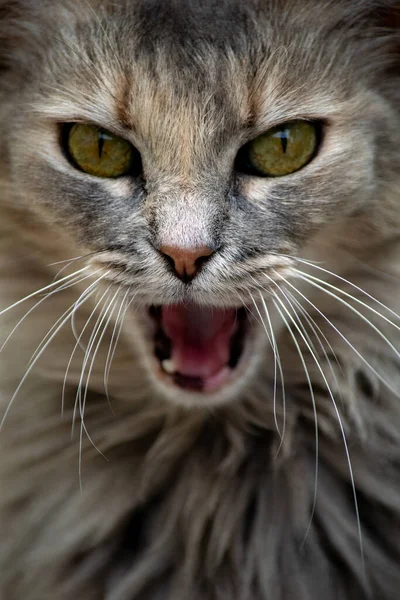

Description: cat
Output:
[0,0,399,598]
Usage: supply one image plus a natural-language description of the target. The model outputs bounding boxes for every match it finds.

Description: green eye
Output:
[66,123,141,178]
[238,121,319,177]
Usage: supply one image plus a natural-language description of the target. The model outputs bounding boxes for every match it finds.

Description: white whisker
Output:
[282,275,400,399]
[283,287,345,408]
[75,290,115,490]
[247,282,287,445]
[273,281,319,355]
[271,272,344,405]
[28,271,105,367]
[71,285,113,434]
[78,292,119,490]
[249,292,283,442]
[62,283,113,417]
[104,286,132,409]
[268,292,319,549]
[291,259,400,326]
[48,252,98,268]
[272,292,365,574]
[296,271,400,365]
[51,259,90,283]
[0,271,95,354]
[0,267,89,318]
[274,272,343,375]
[0,287,94,431]
[81,289,120,420]
[258,294,287,452]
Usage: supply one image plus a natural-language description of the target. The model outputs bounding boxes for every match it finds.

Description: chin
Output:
[135,301,269,409]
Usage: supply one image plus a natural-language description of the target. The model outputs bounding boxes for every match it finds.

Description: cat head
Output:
[1,0,399,407]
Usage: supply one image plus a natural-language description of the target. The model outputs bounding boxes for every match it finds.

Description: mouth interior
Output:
[149,304,248,392]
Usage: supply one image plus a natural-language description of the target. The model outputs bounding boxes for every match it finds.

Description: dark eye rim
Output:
[61,122,143,178]
[235,120,324,178]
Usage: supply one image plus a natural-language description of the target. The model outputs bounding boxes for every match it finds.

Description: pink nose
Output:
[160,245,214,282]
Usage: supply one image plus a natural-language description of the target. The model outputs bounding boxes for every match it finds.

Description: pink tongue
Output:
[161,304,237,379]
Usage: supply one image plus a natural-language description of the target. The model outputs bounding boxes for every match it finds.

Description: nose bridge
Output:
[147,184,225,251]
[143,83,211,178]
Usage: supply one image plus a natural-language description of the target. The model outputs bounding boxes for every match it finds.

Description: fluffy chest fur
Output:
[0,1,400,598]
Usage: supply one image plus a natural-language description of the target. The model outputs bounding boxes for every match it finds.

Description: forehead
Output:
[36,0,365,171]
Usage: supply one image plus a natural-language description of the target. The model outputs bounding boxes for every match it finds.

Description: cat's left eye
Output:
[236,120,320,177]
[65,123,142,178]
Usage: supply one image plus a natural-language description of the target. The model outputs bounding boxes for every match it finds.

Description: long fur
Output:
[0,1,400,598]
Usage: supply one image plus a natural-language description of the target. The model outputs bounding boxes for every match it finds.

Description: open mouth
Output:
[149,304,249,393]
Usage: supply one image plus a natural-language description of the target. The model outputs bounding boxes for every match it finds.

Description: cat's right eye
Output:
[64,123,142,178]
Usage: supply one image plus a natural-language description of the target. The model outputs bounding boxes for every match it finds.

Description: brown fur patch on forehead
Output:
[118,52,251,177]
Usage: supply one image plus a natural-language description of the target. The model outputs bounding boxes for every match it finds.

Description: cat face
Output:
[2,0,399,406]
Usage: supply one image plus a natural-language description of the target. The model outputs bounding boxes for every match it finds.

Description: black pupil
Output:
[275,129,290,153]
[98,130,105,158]
[98,130,114,159]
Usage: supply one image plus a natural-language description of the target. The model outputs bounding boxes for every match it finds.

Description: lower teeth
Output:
[161,359,177,375]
